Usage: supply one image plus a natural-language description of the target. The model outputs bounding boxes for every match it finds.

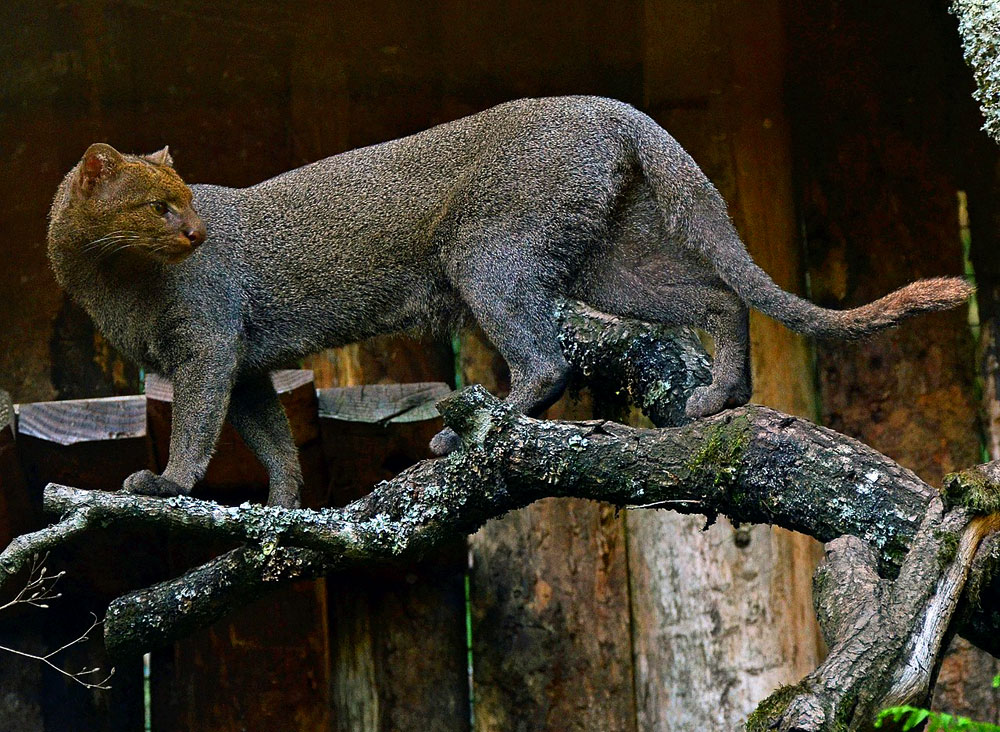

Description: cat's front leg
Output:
[227,373,303,509]
[123,353,238,500]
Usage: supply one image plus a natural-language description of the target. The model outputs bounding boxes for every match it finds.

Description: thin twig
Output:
[0,568,114,690]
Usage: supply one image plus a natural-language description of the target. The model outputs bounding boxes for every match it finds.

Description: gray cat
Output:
[47,96,972,508]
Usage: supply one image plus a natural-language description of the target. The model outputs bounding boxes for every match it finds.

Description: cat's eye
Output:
[150,201,169,216]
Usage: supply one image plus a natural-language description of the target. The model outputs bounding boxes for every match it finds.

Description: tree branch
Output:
[3,389,938,657]
[3,301,1000,732]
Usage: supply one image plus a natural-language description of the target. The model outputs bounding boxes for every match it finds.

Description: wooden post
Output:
[319,382,471,732]
[463,323,638,732]
[626,2,825,728]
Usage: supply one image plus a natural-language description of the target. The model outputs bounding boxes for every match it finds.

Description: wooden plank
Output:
[148,369,333,732]
[16,395,150,493]
[151,580,332,732]
[0,389,45,730]
[784,0,996,720]
[443,2,646,726]
[317,382,450,424]
[320,383,470,732]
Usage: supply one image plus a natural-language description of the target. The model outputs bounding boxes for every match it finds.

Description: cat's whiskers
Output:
[81,231,145,257]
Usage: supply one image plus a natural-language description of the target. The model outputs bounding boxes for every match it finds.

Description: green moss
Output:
[832,690,859,732]
[813,566,829,597]
[942,467,1000,514]
[685,414,752,493]
[883,542,909,571]
[935,529,961,570]
[745,681,810,732]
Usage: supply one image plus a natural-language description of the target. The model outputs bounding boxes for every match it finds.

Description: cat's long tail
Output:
[630,116,973,340]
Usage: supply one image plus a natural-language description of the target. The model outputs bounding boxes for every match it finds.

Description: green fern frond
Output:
[877,705,1000,731]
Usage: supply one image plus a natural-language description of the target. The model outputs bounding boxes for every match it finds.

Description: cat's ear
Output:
[76,143,124,197]
[145,146,173,167]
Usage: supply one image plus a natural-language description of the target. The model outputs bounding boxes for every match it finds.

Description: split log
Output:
[748,466,1000,731]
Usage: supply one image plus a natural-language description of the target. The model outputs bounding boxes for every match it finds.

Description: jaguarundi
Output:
[47,96,972,508]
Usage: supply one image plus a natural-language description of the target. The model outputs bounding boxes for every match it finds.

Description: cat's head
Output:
[53,143,206,263]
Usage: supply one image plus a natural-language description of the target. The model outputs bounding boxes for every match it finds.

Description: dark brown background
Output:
[2,0,999,729]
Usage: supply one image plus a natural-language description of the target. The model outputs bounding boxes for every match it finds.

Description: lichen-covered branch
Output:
[0,386,946,657]
[951,0,1000,142]
[748,493,1000,731]
[555,301,711,426]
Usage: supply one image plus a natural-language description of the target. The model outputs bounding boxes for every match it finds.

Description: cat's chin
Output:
[153,242,197,264]
[146,248,194,265]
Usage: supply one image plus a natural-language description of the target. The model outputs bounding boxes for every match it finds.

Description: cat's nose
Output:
[183,224,206,247]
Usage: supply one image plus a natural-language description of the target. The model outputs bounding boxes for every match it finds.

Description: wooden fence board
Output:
[147,369,332,732]
[321,382,470,732]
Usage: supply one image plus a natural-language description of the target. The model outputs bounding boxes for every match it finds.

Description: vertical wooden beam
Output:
[319,384,470,732]
[628,1,824,728]
[784,0,997,719]
[464,329,638,732]
[446,2,647,727]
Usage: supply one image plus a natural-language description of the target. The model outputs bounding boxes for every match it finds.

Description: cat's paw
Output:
[122,469,188,498]
[685,383,751,419]
[267,485,301,510]
[429,427,462,456]
[684,386,729,419]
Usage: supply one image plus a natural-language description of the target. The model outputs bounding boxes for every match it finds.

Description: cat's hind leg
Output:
[683,294,751,418]
[577,269,752,419]
[431,250,571,455]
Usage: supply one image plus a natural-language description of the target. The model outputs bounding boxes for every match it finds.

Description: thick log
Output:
[749,487,1000,731]
[466,321,638,732]
[633,2,826,727]
[951,0,1000,144]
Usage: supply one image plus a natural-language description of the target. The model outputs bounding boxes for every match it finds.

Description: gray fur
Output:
[47,96,971,508]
